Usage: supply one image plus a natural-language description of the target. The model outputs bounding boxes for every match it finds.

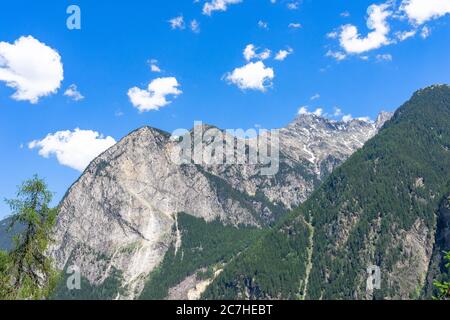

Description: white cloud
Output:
[243,44,271,61]
[327,31,339,39]
[29,129,116,172]
[333,107,343,117]
[258,20,269,29]
[274,48,294,61]
[339,3,392,54]
[357,116,372,122]
[190,19,201,33]
[64,84,84,101]
[420,26,431,39]
[299,106,372,122]
[326,1,450,60]
[376,53,393,61]
[287,2,299,10]
[225,61,274,92]
[288,23,302,29]
[312,108,323,116]
[297,106,323,116]
[341,11,351,18]
[298,106,308,115]
[0,35,64,104]
[149,59,161,73]
[342,114,353,122]
[421,25,431,38]
[169,16,185,29]
[203,0,243,16]
[326,50,346,61]
[310,93,320,101]
[400,0,450,25]
[395,29,417,41]
[128,77,182,112]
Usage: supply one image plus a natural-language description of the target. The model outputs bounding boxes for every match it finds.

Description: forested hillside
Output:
[204,85,450,300]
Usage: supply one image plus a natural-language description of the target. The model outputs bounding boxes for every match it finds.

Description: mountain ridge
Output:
[203,84,450,300]
[48,110,391,299]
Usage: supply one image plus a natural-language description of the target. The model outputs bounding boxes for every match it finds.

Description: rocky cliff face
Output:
[49,113,392,299]
[206,113,392,210]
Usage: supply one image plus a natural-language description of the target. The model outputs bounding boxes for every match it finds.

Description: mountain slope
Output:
[423,186,450,298]
[203,85,450,300]
[0,217,24,251]
[49,112,390,299]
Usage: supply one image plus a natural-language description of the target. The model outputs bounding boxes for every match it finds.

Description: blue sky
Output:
[0,0,449,218]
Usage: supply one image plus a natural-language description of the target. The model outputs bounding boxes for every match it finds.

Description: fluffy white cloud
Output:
[326,50,346,61]
[297,106,323,116]
[310,93,320,101]
[128,77,182,112]
[421,25,431,38]
[339,3,392,54]
[288,22,302,29]
[149,59,161,73]
[376,53,393,61]
[395,29,417,41]
[258,20,269,29]
[226,61,274,91]
[333,107,343,117]
[169,16,185,29]
[243,44,271,61]
[400,0,450,25]
[29,129,116,172]
[327,31,339,39]
[64,84,84,101]
[298,106,308,115]
[342,114,353,122]
[203,0,243,15]
[190,19,201,33]
[0,36,64,103]
[287,2,299,10]
[274,48,294,61]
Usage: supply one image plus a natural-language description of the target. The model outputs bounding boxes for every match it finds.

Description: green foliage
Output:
[138,213,262,300]
[0,250,11,298]
[205,85,450,300]
[433,252,450,300]
[1,175,58,300]
[202,215,311,299]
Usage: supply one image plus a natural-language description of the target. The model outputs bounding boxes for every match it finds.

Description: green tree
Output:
[2,175,58,299]
[433,251,450,300]
[0,250,12,298]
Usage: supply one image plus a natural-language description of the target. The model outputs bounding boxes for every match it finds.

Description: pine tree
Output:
[433,251,450,300]
[2,175,59,299]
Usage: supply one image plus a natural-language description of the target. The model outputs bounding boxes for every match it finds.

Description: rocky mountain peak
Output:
[49,110,392,299]
[375,111,393,129]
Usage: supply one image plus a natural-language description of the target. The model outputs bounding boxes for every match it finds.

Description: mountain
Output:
[203,85,450,300]
[0,216,24,252]
[49,112,390,299]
